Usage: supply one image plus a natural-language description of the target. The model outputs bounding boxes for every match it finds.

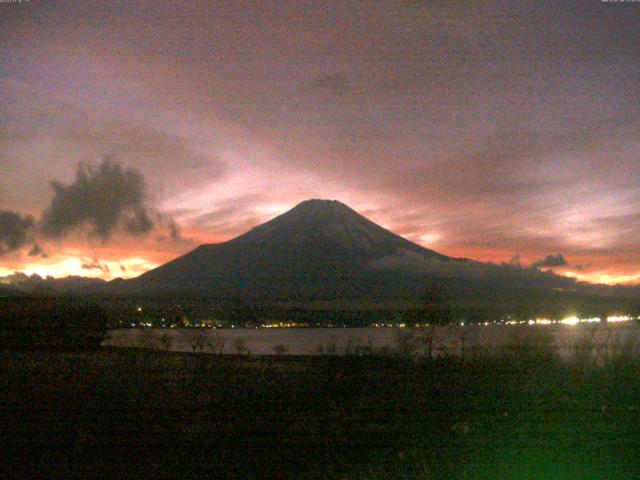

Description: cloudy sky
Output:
[1,0,638,284]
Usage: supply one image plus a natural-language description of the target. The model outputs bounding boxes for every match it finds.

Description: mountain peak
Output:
[231,198,376,247]
[228,198,446,260]
[295,198,346,208]
[290,199,352,216]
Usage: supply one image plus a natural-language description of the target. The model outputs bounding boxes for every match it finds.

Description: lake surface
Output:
[104,322,640,359]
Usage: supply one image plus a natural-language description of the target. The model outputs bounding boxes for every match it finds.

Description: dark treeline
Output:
[102,278,640,327]
[86,292,640,328]
[0,287,638,348]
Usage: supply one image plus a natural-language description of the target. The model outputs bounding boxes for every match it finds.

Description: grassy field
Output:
[2,348,639,479]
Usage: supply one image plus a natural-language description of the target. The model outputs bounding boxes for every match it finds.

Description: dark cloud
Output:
[153,214,191,244]
[41,159,155,241]
[124,207,154,236]
[0,211,34,256]
[27,243,45,257]
[572,263,591,271]
[81,258,111,274]
[167,220,181,241]
[531,254,568,269]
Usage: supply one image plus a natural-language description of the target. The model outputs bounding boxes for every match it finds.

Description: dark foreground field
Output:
[2,349,639,479]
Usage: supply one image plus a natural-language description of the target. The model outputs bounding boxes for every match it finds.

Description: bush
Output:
[499,326,558,368]
[207,330,226,354]
[571,326,599,369]
[395,329,418,358]
[187,329,207,353]
[601,327,640,370]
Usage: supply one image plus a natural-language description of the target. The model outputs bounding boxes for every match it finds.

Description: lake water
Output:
[103,322,640,359]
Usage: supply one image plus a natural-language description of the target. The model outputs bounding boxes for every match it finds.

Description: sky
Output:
[0,0,639,285]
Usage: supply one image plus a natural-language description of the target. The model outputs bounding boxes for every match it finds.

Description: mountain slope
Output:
[102,199,638,313]
[127,199,458,298]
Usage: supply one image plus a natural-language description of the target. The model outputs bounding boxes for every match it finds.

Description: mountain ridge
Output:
[127,199,458,298]
[97,199,637,310]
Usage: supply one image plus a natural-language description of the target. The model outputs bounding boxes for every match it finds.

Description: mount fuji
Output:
[121,199,468,298]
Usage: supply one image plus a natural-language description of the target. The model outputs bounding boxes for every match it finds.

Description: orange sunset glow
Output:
[1,1,638,287]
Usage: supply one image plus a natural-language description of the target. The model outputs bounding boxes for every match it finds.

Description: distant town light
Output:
[560,316,579,325]
[535,319,552,325]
